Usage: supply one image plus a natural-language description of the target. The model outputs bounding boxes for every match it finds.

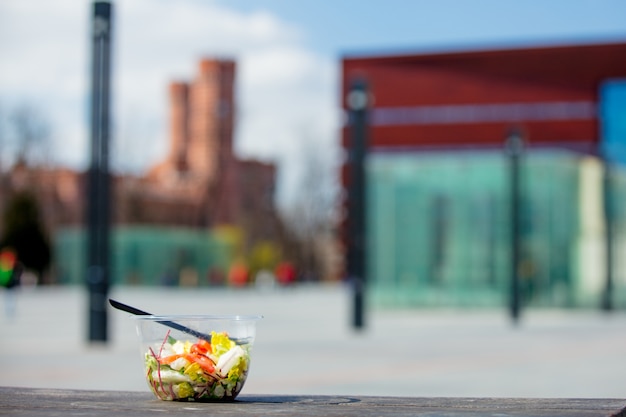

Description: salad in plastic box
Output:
[144,330,251,401]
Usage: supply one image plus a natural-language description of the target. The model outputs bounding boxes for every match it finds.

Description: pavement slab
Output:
[1,283,625,398]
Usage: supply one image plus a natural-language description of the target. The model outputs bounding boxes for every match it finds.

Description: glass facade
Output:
[367,149,626,309]
[55,227,232,286]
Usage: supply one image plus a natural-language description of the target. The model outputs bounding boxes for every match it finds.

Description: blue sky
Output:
[218,0,626,56]
[1,0,625,209]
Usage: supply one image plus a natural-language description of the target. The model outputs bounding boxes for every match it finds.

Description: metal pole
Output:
[87,1,113,343]
[506,129,524,324]
[346,79,369,330]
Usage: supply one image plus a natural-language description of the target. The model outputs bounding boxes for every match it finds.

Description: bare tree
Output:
[0,102,54,241]
[0,102,6,238]
[10,103,51,167]
[284,131,340,281]
[0,102,6,172]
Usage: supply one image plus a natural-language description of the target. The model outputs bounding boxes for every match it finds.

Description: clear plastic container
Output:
[133,315,262,401]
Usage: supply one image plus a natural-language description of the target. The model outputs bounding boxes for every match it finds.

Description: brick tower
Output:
[155,58,239,225]
[168,82,190,173]
[164,59,236,184]
[186,59,236,184]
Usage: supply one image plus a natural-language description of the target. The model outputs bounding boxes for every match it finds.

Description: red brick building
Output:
[1,58,281,271]
[342,41,626,154]
[130,58,277,235]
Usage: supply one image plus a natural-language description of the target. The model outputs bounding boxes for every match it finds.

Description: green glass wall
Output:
[367,149,626,309]
[54,227,233,286]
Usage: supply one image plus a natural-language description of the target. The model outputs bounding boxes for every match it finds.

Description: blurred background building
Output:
[341,40,626,309]
[1,35,625,310]
[0,58,313,287]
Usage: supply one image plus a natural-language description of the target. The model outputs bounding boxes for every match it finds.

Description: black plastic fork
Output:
[108,298,213,341]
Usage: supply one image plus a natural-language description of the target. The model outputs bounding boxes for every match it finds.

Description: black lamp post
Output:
[506,129,524,324]
[87,1,113,343]
[346,79,369,330]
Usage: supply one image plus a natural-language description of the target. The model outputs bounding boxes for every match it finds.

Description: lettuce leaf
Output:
[211,331,235,357]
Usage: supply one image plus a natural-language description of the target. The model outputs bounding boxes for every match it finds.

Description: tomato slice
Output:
[184,353,215,374]
[190,339,212,355]
[198,339,212,353]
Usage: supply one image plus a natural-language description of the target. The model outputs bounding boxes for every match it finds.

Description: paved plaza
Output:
[1,283,625,398]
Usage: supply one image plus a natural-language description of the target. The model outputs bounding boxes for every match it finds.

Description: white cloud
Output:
[0,0,340,208]
[237,46,340,207]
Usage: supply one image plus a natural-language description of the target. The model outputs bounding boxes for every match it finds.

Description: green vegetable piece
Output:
[145,353,158,371]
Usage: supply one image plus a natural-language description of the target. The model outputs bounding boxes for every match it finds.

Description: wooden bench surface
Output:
[1,387,625,417]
